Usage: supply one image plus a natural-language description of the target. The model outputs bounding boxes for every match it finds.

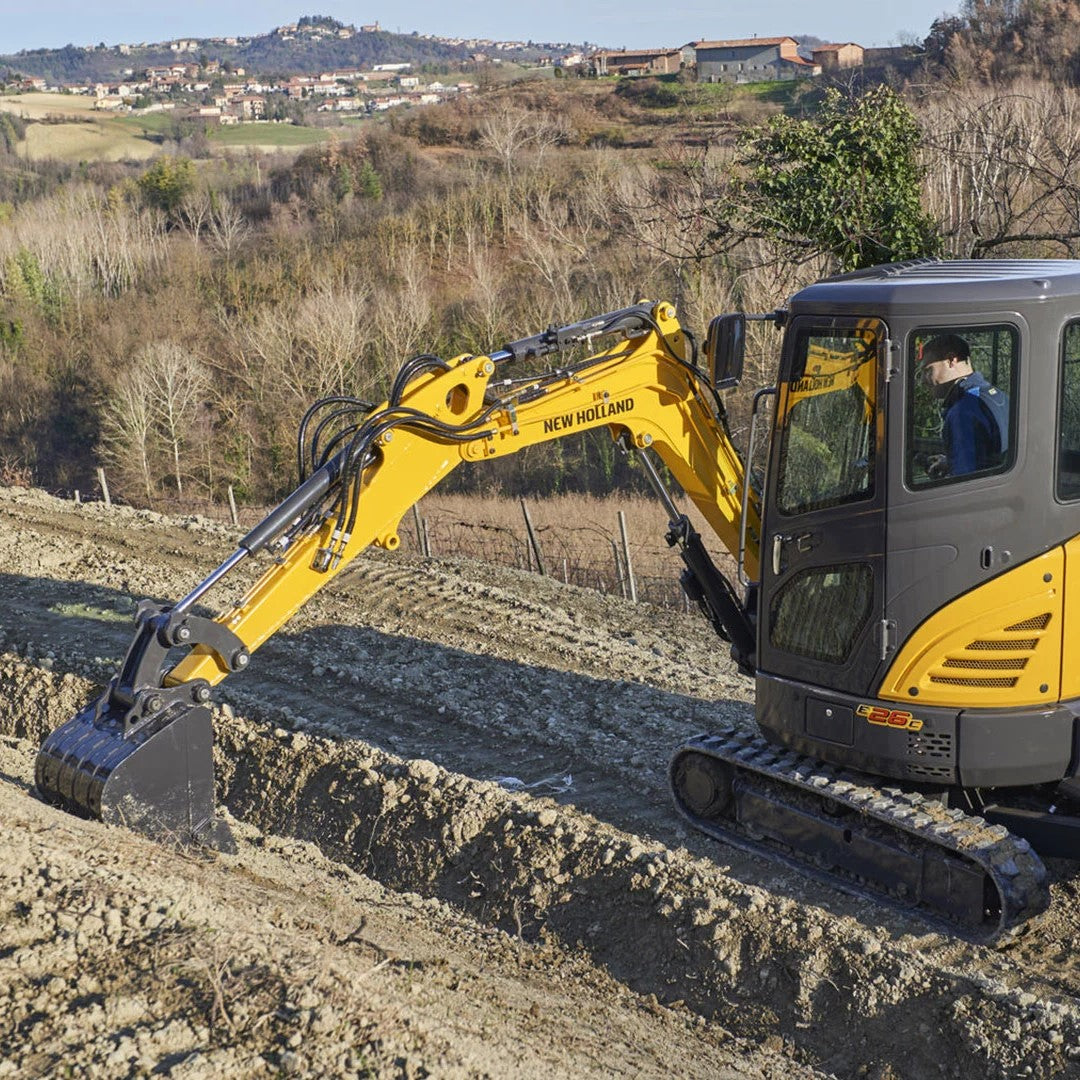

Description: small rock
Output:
[410,759,440,785]
[279,1050,305,1074]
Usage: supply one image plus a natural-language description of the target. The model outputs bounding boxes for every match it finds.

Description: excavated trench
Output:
[2,657,1077,1080]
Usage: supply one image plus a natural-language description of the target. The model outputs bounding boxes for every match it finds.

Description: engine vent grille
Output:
[1005,613,1052,631]
[908,763,954,780]
[925,611,1053,688]
[930,675,1019,688]
[942,657,1027,670]
[966,638,1038,651]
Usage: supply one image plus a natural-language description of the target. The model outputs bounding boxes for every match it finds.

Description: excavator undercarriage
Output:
[671,732,1050,937]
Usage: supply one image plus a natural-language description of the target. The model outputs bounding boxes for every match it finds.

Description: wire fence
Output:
[395,494,732,612]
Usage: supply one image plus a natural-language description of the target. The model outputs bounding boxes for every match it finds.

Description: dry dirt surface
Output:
[2,486,1080,1079]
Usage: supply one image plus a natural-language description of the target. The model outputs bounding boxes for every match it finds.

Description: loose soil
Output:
[1,486,1079,1079]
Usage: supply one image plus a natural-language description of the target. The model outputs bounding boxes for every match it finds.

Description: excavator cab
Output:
[751,262,1080,850]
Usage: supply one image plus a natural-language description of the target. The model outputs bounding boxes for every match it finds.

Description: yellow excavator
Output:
[36,260,1080,939]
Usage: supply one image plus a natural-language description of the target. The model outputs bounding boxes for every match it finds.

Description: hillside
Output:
[0,17,573,84]
[2,484,1080,1077]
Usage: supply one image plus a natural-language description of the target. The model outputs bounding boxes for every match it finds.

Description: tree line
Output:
[0,19,549,85]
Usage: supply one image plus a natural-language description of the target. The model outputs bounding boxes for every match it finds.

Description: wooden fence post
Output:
[520,498,546,576]
[618,510,637,603]
[611,540,625,598]
[227,485,239,527]
[96,468,111,508]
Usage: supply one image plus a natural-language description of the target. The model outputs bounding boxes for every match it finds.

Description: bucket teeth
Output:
[35,700,234,853]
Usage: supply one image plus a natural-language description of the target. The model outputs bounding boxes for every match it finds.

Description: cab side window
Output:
[906,325,1017,488]
[1057,323,1080,500]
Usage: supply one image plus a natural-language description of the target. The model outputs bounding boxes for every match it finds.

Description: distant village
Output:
[6,22,918,124]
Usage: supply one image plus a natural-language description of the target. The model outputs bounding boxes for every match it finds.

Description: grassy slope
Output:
[0,92,334,161]
[207,123,331,147]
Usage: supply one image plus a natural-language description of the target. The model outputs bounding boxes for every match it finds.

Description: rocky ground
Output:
[1,485,1079,1079]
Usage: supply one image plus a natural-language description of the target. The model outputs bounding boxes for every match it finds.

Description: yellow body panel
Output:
[1059,535,1080,700]
[168,303,757,688]
[878,549,1063,707]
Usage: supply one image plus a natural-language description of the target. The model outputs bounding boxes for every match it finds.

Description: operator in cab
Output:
[918,333,1009,477]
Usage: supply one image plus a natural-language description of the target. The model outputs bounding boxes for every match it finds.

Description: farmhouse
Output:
[691,37,819,82]
[588,49,682,77]
[811,42,864,70]
[230,94,266,119]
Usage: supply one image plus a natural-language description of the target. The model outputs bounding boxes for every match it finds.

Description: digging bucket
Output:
[35,697,234,851]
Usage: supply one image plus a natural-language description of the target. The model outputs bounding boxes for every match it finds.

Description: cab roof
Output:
[788,259,1080,314]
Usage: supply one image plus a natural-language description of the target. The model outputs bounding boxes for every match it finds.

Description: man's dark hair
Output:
[921,333,970,366]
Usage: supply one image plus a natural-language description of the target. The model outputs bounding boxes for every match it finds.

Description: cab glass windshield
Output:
[775,324,878,515]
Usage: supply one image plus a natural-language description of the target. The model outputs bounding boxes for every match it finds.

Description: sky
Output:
[1,0,959,55]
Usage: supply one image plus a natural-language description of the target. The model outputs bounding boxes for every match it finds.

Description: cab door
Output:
[757,317,888,696]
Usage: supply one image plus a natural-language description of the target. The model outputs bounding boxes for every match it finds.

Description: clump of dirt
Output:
[2,486,1080,1078]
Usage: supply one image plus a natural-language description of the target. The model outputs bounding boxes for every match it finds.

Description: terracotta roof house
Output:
[690,37,820,82]
[588,48,682,76]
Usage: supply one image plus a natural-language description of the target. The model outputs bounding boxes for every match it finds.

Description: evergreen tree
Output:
[357,160,382,200]
[733,86,942,271]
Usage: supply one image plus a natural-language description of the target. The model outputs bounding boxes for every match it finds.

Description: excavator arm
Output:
[170,299,759,688]
[35,301,760,847]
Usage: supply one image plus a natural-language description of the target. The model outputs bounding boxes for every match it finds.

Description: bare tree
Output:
[224,278,373,404]
[919,81,1080,257]
[460,244,512,352]
[100,341,210,502]
[101,371,158,504]
[206,196,251,261]
[0,187,167,308]
[372,241,436,382]
[480,104,571,175]
[178,190,214,243]
[481,106,538,175]
[142,342,210,497]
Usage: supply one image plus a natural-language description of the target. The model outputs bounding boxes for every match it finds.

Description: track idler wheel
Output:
[673,751,735,820]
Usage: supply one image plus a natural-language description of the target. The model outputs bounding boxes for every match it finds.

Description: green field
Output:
[0,94,333,161]
[112,112,175,137]
[208,122,332,148]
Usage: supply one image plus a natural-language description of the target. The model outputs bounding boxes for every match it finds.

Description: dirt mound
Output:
[2,486,1080,1078]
